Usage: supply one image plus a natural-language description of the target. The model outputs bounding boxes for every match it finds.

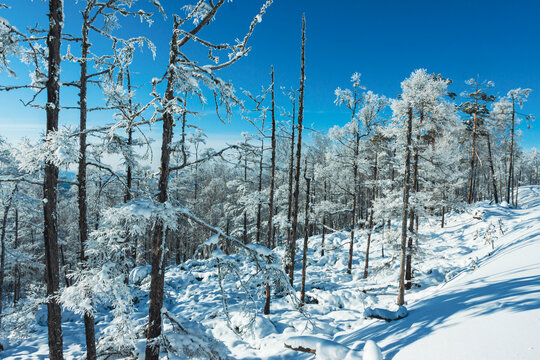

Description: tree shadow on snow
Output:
[335,273,540,359]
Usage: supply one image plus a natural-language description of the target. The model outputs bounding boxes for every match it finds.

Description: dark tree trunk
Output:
[288,15,305,285]
[515,170,521,207]
[486,133,499,204]
[243,156,248,244]
[264,67,276,315]
[181,92,188,167]
[321,181,327,257]
[78,9,97,359]
[398,107,413,306]
[44,1,64,357]
[467,94,479,204]
[285,95,295,272]
[363,155,377,279]
[13,209,21,305]
[507,98,515,205]
[145,19,180,360]
[348,172,357,275]
[175,235,181,265]
[256,118,265,245]
[125,68,134,204]
[125,68,136,263]
[346,86,361,276]
[441,191,446,228]
[405,146,419,289]
[300,163,311,305]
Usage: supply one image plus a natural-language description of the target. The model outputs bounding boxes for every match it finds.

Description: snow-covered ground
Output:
[3,186,540,359]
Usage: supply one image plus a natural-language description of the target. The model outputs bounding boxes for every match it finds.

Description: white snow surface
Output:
[3,186,540,359]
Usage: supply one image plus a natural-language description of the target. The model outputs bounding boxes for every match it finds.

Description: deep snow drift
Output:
[3,186,540,359]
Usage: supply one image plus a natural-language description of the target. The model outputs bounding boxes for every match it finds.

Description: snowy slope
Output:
[337,186,540,360]
[3,186,540,359]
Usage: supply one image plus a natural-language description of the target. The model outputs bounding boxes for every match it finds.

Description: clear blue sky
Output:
[1,0,539,153]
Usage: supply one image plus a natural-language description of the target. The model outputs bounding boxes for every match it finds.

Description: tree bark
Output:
[507,98,515,205]
[264,67,276,315]
[486,133,499,204]
[13,208,20,305]
[405,145,418,289]
[78,8,97,359]
[398,107,413,306]
[285,95,295,274]
[256,117,265,245]
[467,93,479,204]
[243,156,248,244]
[347,143,358,275]
[321,181,327,257]
[300,162,311,305]
[515,170,521,207]
[441,191,445,228]
[363,154,377,279]
[145,19,180,360]
[44,0,64,357]
[125,67,137,265]
[288,15,306,285]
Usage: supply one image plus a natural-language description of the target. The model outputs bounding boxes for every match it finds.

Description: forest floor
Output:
[3,186,540,359]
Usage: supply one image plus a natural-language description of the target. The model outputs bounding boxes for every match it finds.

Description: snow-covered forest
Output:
[0,1,539,359]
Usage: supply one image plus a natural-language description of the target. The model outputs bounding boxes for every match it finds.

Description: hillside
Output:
[3,186,540,359]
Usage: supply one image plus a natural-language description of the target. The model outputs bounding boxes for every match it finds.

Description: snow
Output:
[363,340,384,360]
[363,305,408,321]
[285,336,363,360]
[389,187,540,360]
[129,265,151,285]
[3,186,540,359]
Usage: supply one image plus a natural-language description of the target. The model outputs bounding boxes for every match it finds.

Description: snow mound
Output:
[128,265,151,285]
[364,305,408,321]
[363,340,384,360]
[285,336,363,360]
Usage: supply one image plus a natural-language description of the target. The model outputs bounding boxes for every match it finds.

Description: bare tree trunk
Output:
[264,67,276,315]
[256,118,265,245]
[243,156,248,244]
[507,99,515,205]
[515,170,521,207]
[288,15,306,285]
[348,153,358,275]
[441,190,446,228]
[486,133,499,204]
[467,94,479,204]
[300,162,311,304]
[346,82,363,275]
[363,154,377,279]
[405,146,418,289]
[125,68,136,263]
[321,181,327,257]
[398,107,413,306]
[145,19,180,360]
[78,9,97,359]
[44,1,64,357]
[13,209,20,305]
[285,96,295,272]
[181,92,188,167]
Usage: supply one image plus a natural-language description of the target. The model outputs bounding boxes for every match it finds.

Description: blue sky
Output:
[0,0,539,157]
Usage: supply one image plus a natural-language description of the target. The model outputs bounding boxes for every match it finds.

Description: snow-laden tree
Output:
[459,78,495,204]
[144,1,273,357]
[332,72,385,275]
[389,69,459,304]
